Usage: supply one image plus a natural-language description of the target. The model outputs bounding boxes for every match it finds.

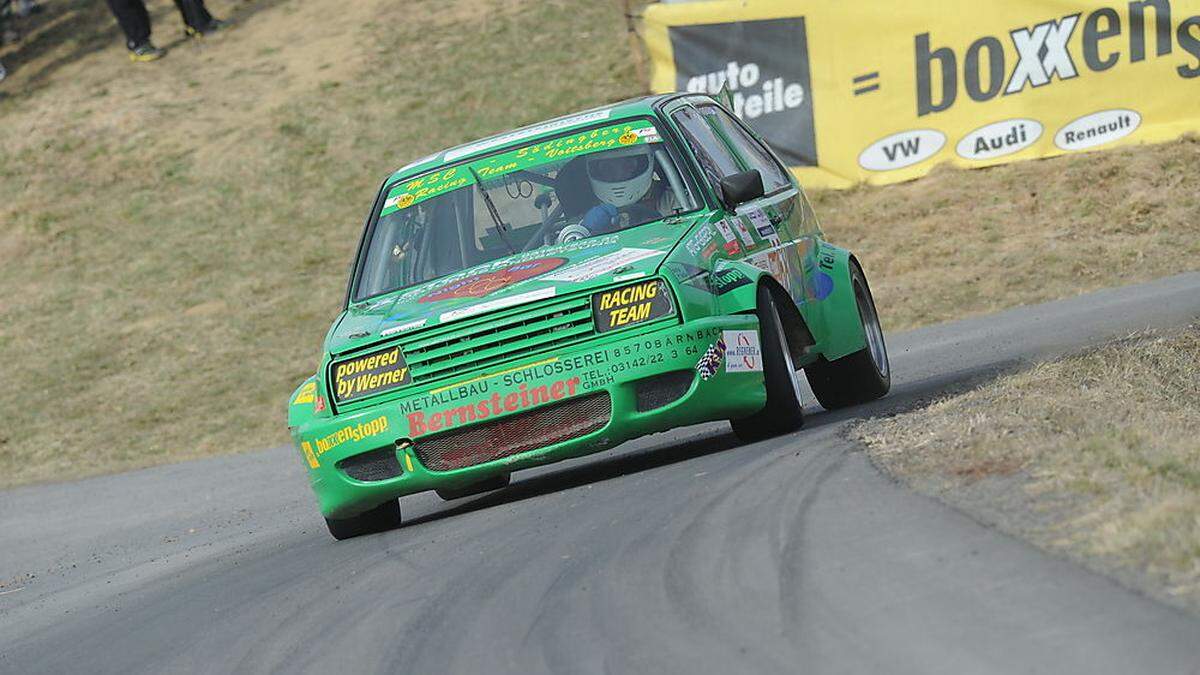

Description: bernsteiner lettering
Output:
[406,377,581,438]
[915,0,1200,116]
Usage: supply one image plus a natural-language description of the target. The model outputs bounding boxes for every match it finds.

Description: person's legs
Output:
[173,0,214,31]
[104,0,152,50]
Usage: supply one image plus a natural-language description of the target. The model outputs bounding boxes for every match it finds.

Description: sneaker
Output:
[0,61,7,84]
[185,18,229,38]
[129,41,166,62]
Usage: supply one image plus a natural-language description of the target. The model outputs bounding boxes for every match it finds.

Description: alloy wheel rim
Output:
[855,282,889,378]
[774,304,805,403]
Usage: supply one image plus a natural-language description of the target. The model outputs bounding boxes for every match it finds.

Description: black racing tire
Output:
[730,286,805,443]
[804,261,890,410]
[435,473,511,501]
[324,498,401,541]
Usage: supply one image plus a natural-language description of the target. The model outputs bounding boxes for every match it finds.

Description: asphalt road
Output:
[4,272,1200,674]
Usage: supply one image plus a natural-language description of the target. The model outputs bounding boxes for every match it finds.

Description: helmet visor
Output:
[587,153,650,183]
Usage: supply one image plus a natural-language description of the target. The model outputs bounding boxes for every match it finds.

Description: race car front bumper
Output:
[292,314,766,519]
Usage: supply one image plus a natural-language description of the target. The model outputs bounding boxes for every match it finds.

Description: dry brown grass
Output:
[858,326,1200,610]
[812,139,1200,331]
[0,0,642,486]
[0,0,1197,488]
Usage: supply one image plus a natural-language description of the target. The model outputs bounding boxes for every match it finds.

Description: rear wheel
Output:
[804,262,890,410]
[324,498,401,541]
[730,286,805,443]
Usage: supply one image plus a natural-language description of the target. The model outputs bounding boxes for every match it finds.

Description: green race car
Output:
[288,93,890,539]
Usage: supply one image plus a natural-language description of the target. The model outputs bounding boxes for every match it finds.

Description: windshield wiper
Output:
[467,166,516,255]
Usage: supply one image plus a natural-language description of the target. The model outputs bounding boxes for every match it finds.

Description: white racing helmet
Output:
[586,145,653,208]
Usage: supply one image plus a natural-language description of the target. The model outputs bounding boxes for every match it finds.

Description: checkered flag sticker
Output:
[695,338,727,381]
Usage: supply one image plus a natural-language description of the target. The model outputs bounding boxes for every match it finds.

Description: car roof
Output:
[386,93,686,184]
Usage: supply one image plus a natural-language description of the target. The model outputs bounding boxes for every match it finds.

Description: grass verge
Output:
[0,0,1197,486]
[856,325,1200,611]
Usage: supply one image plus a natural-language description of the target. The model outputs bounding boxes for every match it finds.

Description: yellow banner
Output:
[642,0,1200,188]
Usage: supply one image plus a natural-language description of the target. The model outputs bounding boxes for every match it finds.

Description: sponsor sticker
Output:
[421,257,565,302]
[695,339,727,381]
[541,248,663,283]
[592,280,674,333]
[332,346,413,403]
[732,217,757,249]
[439,287,558,323]
[301,441,320,469]
[380,318,427,337]
[684,225,717,257]
[723,330,763,372]
[710,268,753,295]
[443,109,613,162]
[713,218,736,243]
[747,208,774,237]
[406,377,581,438]
[312,416,391,454]
[713,218,741,254]
[293,381,316,406]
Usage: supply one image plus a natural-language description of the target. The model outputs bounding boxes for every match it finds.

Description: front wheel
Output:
[325,499,401,541]
[730,286,805,443]
[804,262,890,410]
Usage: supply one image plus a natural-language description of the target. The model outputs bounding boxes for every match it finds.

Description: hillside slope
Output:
[1,0,1196,486]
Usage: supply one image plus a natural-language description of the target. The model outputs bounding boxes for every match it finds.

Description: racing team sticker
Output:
[592,279,674,333]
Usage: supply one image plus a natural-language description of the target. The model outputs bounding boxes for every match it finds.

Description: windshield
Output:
[353,118,699,301]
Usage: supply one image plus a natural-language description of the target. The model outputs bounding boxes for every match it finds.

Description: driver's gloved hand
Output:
[581,203,619,234]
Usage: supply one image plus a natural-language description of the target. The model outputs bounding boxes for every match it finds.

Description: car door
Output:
[675,98,816,308]
[665,102,755,262]
[667,97,816,307]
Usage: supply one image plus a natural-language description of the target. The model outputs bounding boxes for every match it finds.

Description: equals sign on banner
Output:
[853,71,880,95]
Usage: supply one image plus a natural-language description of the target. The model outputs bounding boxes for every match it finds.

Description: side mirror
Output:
[719,170,764,209]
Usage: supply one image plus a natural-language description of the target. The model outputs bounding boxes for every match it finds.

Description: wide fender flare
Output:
[711,259,774,317]
[801,243,868,362]
[710,246,868,363]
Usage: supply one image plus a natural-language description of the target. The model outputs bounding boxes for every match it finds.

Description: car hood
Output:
[327,218,699,355]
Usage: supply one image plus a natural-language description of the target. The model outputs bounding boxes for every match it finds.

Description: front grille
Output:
[402,295,595,384]
[338,448,403,482]
[634,370,694,412]
[414,393,611,472]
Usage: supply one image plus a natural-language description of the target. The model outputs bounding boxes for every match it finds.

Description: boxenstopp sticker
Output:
[723,330,763,372]
[710,268,753,295]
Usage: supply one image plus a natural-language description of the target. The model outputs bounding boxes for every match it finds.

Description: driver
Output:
[576,145,661,236]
